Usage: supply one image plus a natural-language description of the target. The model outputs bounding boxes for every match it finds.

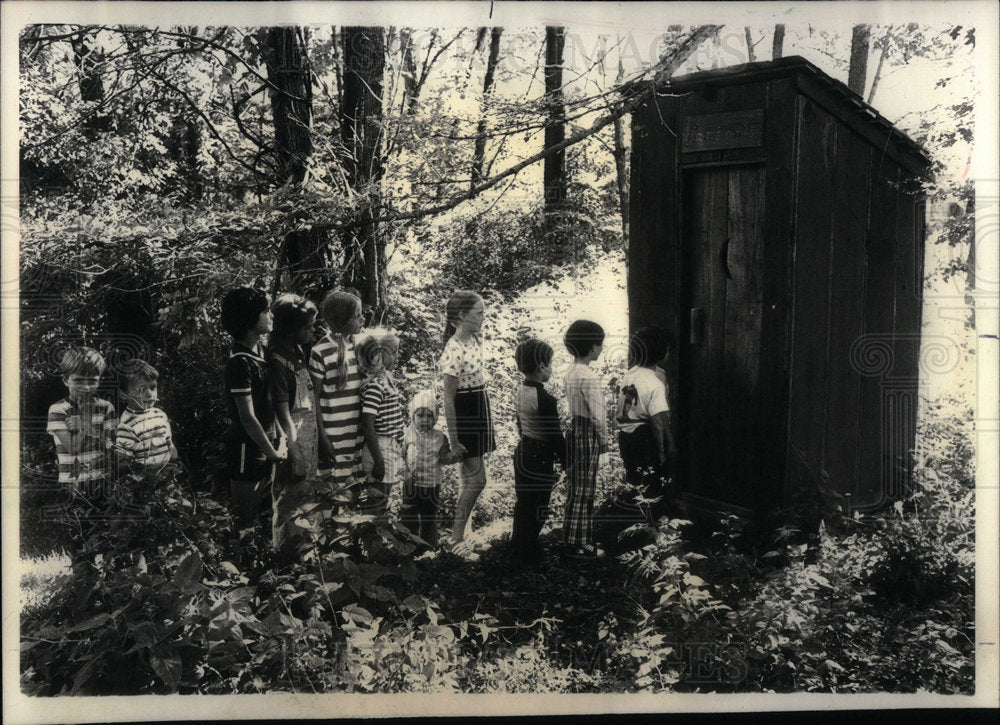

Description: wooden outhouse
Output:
[628,57,930,516]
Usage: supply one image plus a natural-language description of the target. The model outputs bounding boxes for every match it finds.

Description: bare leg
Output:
[451,456,486,543]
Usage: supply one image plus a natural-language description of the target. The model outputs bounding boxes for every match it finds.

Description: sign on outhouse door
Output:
[680,164,768,509]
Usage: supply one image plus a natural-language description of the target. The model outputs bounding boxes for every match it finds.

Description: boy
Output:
[562,320,608,559]
[221,287,285,530]
[47,346,117,500]
[616,326,676,495]
[115,359,178,488]
[511,338,566,567]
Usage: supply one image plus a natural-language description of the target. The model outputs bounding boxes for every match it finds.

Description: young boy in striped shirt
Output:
[47,346,118,500]
[115,359,178,490]
[358,331,406,514]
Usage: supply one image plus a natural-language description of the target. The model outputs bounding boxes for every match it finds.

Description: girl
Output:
[308,291,365,498]
[268,293,319,550]
[439,290,495,559]
[358,330,406,514]
[220,287,285,531]
[401,390,454,550]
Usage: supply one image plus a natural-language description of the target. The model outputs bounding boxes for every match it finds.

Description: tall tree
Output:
[847,24,870,96]
[69,31,110,132]
[341,27,387,312]
[263,26,323,291]
[772,24,785,59]
[543,26,567,237]
[611,36,629,251]
[471,27,503,188]
[744,28,757,63]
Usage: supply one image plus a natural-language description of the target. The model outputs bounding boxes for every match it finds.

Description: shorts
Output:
[454,386,496,459]
[225,429,275,484]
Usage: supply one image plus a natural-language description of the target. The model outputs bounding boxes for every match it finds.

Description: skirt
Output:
[454,386,496,459]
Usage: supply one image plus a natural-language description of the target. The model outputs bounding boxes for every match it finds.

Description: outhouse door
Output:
[679,164,768,509]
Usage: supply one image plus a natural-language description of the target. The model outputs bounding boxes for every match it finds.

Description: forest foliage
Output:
[16,20,978,696]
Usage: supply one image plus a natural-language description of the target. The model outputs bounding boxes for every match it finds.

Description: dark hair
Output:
[220,287,269,338]
[58,346,106,378]
[118,358,159,390]
[272,293,318,339]
[629,326,671,367]
[443,290,483,347]
[564,319,605,358]
[515,338,554,375]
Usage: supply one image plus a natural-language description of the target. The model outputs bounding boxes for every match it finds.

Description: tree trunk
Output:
[264,27,324,293]
[543,26,568,258]
[264,27,313,184]
[866,32,890,104]
[471,27,502,189]
[612,37,629,252]
[848,25,870,96]
[168,116,203,205]
[772,24,785,59]
[744,28,756,63]
[70,33,110,133]
[342,27,387,313]
[400,29,420,114]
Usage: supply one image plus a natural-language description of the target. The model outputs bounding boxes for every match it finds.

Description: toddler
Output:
[400,390,454,549]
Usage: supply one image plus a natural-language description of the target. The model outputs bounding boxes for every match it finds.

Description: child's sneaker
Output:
[567,543,606,560]
[449,540,480,561]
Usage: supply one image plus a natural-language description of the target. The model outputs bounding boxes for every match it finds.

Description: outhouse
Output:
[628,57,930,516]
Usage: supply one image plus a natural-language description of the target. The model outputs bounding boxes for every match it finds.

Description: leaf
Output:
[935,639,961,655]
[172,551,203,589]
[342,604,374,624]
[149,651,183,691]
[67,612,111,633]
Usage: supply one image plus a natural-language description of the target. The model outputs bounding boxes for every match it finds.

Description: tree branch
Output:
[375,25,721,225]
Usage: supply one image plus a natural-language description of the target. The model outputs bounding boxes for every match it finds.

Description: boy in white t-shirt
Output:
[616,326,676,494]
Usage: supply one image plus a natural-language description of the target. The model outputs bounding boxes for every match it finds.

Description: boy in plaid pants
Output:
[561,320,607,559]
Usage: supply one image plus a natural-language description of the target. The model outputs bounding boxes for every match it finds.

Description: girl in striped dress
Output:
[309,291,365,495]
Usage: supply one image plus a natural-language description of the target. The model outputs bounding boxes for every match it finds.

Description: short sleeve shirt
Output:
[403,426,449,488]
[47,396,117,484]
[361,376,406,443]
[116,406,173,467]
[438,336,485,390]
[616,365,669,434]
[224,343,273,443]
[269,341,313,413]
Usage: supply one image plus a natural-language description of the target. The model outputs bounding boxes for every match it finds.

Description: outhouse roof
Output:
[657,56,932,175]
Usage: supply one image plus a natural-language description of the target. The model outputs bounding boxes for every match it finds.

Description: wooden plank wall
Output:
[787,97,838,498]
[759,77,797,503]
[822,124,872,503]
[857,159,900,508]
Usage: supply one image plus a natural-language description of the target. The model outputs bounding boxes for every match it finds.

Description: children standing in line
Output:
[309,290,365,494]
[221,287,285,531]
[562,320,608,559]
[439,290,495,560]
[47,346,118,500]
[115,359,178,490]
[358,331,407,514]
[616,326,676,495]
[511,338,566,567]
[400,390,454,549]
[268,293,320,550]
